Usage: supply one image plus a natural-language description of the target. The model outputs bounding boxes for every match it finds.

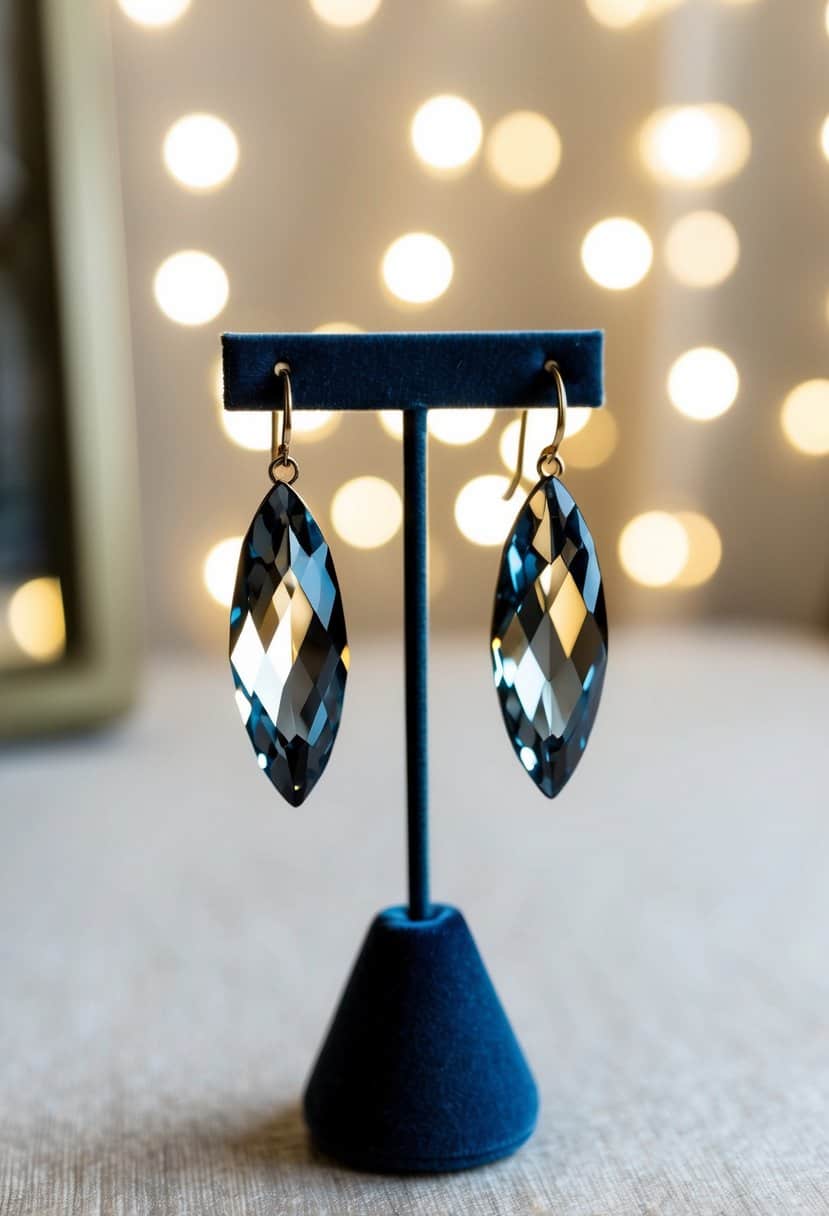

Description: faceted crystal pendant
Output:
[491,476,608,799]
[229,482,349,807]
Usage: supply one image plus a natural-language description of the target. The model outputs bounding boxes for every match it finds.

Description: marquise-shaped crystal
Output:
[229,482,349,806]
[491,477,607,799]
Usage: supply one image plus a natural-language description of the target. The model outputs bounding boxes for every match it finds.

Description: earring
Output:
[229,362,350,807]
[490,361,608,799]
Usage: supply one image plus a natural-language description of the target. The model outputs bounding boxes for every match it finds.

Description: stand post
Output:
[403,408,431,921]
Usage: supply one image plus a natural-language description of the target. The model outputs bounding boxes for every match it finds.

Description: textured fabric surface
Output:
[0,628,828,1214]
[221,330,604,410]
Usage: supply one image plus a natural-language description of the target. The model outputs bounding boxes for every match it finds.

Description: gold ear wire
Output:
[502,359,568,501]
[503,408,528,501]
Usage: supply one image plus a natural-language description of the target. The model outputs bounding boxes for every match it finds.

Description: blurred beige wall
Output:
[109,0,829,652]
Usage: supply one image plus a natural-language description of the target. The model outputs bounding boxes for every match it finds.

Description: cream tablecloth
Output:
[1,627,827,1214]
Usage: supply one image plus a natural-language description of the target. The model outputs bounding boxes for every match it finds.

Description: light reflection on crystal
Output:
[491,477,608,799]
[230,482,349,806]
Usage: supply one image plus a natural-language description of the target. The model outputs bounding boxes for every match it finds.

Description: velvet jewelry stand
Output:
[222,331,605,1173]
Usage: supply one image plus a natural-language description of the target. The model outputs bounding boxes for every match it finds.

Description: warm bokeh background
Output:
[108,0,829,655]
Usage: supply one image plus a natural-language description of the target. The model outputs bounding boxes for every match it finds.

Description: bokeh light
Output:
[217,352,338,449]
[378,410,404,440]
[313,321,364,333]
[780,380,829,456]
[640,104,750,187]
[163,114,239,191]
[673,512,722,588]
[117,0,190,27]
[331,477,403,548]
[203,537,241,607]
[664,210,739,288]
[581,218,653,290]
[584,0,648,27]
[454,475,517,546]
[564,410,619,470]
[411,95,483,173]
[429,409,494,445]
[668,347,739,421]
[498,408,591,482]
[7,577,66,662]
[618,512,689,587]
[821,116,829,161]
[154,251,228,325]
[382,233,453,304]
[309,0,382,27]
[485,111,561,191]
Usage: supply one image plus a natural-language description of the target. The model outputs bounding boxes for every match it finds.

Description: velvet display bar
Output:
[221,329,604,410]
[221,329,605,1174]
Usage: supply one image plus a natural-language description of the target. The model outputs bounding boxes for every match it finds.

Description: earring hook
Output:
[270,362,299,485]
[503,359,568,500]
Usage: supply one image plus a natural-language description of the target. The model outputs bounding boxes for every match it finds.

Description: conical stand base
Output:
[303,904,538,1173]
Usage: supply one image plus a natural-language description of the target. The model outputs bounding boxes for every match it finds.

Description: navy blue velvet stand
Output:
[222,331,604,1174]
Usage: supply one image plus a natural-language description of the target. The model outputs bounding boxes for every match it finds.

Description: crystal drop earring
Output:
[229,362,350,807]
[490,360,608,798]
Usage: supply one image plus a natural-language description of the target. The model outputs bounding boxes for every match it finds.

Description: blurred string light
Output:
[154,251,228,325]
[163,114,239,191]
[780,380,829,456]
[618,512,689,587]
[118,0,190,27]
[581,218,653,290]
[664,211,739,288]
[313,321,363,333]
[485,111,561,191]
[584,0,648,27]
[584,0,685,27]
[382,233,453,304]
[499,409,617,479]
[332,477,402,548]
[428,409,494,444]
[429,541,448,600]
[498,408,591,482]
[377,410,494,444]
[566,410,619,469]
[309,0,382,26]
[673,512,722,588]
[204,537,240,607]
[215,359,338,448]
[619,510,722,589]
[7,576,66,662]
[821,116,829,161]
[668,347,739,420]
[639,104,750,187]
[454,475,517,545]
[411,95,483,174]
[378,410,404,439]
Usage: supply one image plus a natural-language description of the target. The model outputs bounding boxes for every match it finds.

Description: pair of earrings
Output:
[228,360,607,806]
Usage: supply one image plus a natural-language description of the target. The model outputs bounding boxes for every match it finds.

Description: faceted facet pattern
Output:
[229,482,349,806]
[491,477,608,799]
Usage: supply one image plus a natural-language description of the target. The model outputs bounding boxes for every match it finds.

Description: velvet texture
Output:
[222,330,604,410]
[403,410,430,920]
[303,905,539,1173]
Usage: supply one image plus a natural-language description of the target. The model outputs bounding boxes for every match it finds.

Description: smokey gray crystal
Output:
[491,476,607,799]
[229,482,349,806]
